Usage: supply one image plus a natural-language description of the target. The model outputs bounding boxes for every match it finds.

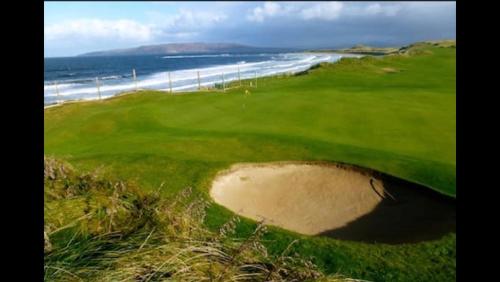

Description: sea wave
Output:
[161,53,274,59]
[101,75,122,80]
[44,53,348,102]
[162,54,231,59]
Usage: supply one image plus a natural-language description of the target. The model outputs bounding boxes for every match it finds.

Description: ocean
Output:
[44,52,356,105]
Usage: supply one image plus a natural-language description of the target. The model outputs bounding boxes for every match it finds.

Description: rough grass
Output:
[45,157,350,281]
[45,42,456,281]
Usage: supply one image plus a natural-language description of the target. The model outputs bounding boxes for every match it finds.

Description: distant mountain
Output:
[78,42,293,57]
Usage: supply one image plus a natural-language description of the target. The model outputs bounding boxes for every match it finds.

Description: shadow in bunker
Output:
[318,174,456,244]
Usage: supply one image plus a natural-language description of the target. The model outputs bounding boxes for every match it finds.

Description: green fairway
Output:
[45,42,456,281]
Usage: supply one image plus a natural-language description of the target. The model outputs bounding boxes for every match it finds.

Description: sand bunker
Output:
[210,162,455,244]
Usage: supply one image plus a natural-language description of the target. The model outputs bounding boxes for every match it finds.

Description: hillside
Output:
[311,40,456,56]
[78,42,291,57]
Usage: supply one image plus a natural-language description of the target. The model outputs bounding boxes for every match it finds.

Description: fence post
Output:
[238,66,241,87]
[197,71,201,90]
[132,69,137,91]
[254,71,257,88]
[168,72,172,94]
[54,81,60,103]
[222,72,225,92]
[96,77,102,100]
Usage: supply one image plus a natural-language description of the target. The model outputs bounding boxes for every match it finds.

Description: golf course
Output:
[44,41,456,281]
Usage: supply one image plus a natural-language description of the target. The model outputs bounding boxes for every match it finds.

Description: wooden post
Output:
[132,69,137,91]
[197,71,201,90]
[96,77,101,100]
[222,72,225,92]
[168,72,172,93]
[238,66,241,87]
[54,81,60,103]
[254,71,257,88]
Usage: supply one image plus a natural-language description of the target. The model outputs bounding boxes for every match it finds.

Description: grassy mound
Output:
[45,42,456,281]
[311,40,455,56]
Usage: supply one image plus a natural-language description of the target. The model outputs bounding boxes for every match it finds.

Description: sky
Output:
[44,1,456,57]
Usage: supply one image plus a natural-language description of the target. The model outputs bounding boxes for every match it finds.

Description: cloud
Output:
[45,19,153,42]
[246,2,405,23]
[165,9,227,31]
[300,2,343,21]
[143,9,228,41]
[247,2,284,22]
[45,9,228,44]
[45,2,455,57]
[351,3,401,17]
[246,2,345,22]
[248,2,334,22]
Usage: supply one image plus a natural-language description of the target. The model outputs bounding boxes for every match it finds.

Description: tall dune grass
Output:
[44,156,351,281]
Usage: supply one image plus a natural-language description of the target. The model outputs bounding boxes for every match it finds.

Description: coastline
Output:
[44,55,361,110]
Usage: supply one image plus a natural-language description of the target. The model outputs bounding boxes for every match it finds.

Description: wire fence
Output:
[44,53,363,107]
[45,62,315,108]
[47,65,282,107]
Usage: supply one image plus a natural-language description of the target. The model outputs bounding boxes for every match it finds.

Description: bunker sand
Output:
[210,162,455,244]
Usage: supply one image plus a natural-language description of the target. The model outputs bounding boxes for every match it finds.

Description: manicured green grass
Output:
[45,43,456,281]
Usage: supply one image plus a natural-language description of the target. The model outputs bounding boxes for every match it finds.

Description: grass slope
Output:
[45,42,456,281]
